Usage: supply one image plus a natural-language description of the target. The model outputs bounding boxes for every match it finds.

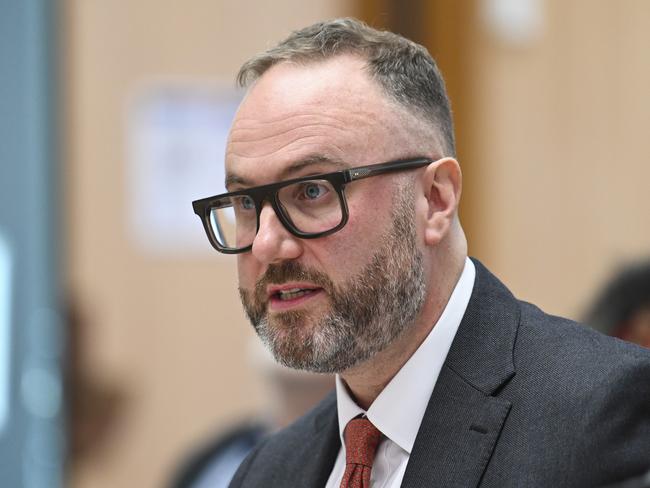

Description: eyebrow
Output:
[225,154,348,189]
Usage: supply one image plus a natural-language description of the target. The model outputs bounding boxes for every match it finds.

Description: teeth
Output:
[277,288,311,300]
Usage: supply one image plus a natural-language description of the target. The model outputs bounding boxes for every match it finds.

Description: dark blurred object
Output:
[599,469,650,488]
[584,260,650,348]
[170,423,267,488]
[169,340,333,488]
[64,299,127,468]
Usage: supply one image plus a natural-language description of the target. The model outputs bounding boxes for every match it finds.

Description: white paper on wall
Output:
[480,0,544,45]
[127,82,243,255]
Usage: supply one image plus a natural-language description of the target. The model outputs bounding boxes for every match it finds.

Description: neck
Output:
[340,253,466,409]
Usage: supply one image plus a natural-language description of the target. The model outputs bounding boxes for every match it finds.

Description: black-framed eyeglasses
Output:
[192,157,434,254]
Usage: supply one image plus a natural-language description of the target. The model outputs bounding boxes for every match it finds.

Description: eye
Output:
[298,182,329,200]
[242,196,255,209]
[236,195,255,211]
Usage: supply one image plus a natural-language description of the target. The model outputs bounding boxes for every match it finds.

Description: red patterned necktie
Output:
[339,417,382,488]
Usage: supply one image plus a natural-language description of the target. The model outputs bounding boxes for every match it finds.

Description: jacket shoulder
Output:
[229,390,339,488]
[516,299,650,377]
[495,300,650,485]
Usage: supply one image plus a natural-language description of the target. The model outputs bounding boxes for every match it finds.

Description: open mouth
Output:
[274,288,318,301]
[267,284,324,309]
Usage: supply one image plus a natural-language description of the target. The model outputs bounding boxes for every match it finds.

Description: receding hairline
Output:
[239,53,449,158]
[238,40,405,88]
[240,51,367,89]
[235,18,456,157]
[236,18,413,87]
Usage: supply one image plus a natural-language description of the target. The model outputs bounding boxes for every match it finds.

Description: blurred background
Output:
[1,0,649,487]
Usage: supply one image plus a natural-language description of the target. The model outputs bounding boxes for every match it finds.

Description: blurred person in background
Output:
[65,299,127,483]
[192,18,650,487]
[599,469,650,488]
[584,259,650,348]
[584,261,650,487]
[170,340,333,488]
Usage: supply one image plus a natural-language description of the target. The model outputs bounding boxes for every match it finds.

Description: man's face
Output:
[226,55,430,372]
[239,186,426,372]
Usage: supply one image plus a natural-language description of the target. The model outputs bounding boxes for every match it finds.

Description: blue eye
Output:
[301,183,328,200]
[240,195,255,210]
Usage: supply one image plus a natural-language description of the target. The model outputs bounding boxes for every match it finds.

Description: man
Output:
[192,18,650,487]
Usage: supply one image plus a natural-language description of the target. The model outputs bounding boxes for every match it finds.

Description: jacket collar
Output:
[445,258,518,394]
[298,259,520,488]
[401,258,519,487]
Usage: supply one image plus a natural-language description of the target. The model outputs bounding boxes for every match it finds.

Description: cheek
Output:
[237,256,258,290]
[318,193,392,268]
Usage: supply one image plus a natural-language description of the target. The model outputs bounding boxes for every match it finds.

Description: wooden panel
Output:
[356,0,392,28]
[420,1,480,252]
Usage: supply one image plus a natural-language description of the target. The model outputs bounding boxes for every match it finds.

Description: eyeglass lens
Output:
[208,179,344,250]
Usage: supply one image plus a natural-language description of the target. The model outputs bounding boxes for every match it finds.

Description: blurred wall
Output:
[62,2,354,488]
[61,1,650,487]
[462,0,650,317]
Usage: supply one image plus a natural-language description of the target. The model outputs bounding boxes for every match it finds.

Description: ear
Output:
[421,158,462,246]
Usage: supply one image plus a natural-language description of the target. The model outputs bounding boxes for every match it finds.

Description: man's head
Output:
[239,183,427,372]
[220,18,465,373]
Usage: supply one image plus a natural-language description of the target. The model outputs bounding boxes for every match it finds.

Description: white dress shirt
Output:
[324,257,476,488]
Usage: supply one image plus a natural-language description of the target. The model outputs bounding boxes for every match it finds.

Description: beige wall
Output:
[464,0,650,318]
[62,2,353,488]
[62,1,650,487]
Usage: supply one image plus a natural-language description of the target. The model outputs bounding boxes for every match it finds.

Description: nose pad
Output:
[251,203,302,264]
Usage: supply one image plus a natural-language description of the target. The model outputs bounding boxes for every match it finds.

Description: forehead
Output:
[225,55,416,186]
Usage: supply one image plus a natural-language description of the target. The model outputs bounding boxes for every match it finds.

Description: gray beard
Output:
[239,189,426,373]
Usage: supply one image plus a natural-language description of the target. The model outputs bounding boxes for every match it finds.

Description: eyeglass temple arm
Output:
[345,158,433,182]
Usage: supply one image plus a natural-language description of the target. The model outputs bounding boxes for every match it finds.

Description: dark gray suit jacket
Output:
[230,260,650,487]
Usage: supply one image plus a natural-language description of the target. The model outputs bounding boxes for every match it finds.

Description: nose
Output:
[251,203,303,265]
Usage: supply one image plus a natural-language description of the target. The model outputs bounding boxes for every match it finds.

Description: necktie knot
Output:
[343,417,382,468]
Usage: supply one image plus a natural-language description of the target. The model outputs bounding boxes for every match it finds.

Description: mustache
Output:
[253,261,334,301]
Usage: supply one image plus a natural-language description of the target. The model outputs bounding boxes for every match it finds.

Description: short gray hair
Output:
[237,18,456,157]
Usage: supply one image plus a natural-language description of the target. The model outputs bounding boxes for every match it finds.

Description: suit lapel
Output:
[401,364,512,487]
[284,393,341,488]
[402,260,519,488]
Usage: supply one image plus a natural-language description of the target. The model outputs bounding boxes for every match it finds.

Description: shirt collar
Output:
[335,257,476,454]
